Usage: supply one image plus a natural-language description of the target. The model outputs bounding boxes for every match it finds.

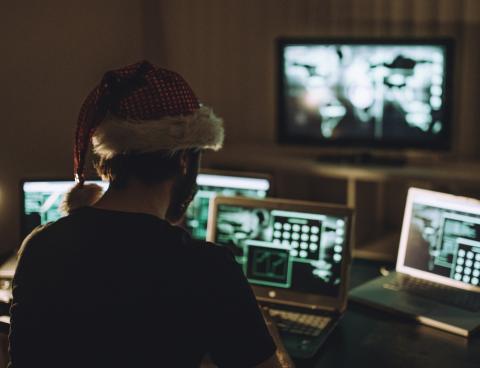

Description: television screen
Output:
[278,39,453,150]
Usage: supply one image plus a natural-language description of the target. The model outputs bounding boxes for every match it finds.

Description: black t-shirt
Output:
[9,207,276,367]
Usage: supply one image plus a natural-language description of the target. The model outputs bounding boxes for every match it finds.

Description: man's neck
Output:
[93,179,173,219]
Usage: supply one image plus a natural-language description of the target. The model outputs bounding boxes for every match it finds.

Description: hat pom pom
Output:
[60,183,104,214]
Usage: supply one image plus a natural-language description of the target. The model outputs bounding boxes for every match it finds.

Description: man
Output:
[9,61,294,367]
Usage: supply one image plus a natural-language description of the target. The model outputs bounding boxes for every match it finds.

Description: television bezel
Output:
[276,37,455,151]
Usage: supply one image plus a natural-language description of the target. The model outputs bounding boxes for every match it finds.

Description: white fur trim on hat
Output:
[92,106,224,159]
[60,183,105,214]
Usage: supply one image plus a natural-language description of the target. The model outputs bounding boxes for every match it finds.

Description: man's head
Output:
[94,148,201,223]
[62,61,223,215]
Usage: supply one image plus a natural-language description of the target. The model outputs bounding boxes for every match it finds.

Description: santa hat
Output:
[61,60,224,213]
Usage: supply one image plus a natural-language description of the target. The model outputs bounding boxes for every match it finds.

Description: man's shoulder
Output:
[187,238,234,261]
[18,222,54,257]
[17,212,85,257]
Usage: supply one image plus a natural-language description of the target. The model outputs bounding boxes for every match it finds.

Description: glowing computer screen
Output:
[213,203,348,296]
[278,39,453,149]
[403,202,480,287]
[21,180,108,237]
[185,174,271,240]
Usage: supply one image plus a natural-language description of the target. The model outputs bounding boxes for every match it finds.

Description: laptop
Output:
[207,196,353,358]
[184,170,272,240]
[21,179,108,238]
[350,187,480,337]
[3,179,108,303]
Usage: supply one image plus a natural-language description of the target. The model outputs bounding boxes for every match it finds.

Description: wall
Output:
[0,1,144,253]
[143,0,480,158]
[1,0,479,254]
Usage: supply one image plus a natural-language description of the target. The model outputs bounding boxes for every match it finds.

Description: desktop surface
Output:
[295,258,480,368]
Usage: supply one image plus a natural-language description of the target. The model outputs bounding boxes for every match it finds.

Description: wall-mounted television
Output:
[277,38,454,152]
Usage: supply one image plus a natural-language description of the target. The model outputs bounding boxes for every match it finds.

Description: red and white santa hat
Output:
[62,60,224,213]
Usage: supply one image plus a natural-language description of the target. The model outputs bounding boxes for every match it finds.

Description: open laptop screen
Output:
[210,200,349,297]
[398,188,480,290]
[21,180,108,237]
[185,173,271,240]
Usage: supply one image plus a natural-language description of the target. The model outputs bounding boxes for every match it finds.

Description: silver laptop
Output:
[350,187,480,337]
[207,196,353,358]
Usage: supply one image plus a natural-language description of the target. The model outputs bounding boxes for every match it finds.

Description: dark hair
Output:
[94,149,201,189]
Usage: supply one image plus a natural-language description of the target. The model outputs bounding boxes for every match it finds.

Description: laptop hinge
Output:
[257,296,338,313]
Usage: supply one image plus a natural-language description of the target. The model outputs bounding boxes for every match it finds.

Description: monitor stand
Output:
[316,152,407,166]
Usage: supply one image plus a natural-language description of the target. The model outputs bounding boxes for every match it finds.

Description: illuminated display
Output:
[279,40,452,148]
[404,203,480,286]
[185,174,270,240]
[22,181,108,236]
[214,204,347,296]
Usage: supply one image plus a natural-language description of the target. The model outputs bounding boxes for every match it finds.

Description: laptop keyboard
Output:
[387,275,480,312]
[269,308,331,337]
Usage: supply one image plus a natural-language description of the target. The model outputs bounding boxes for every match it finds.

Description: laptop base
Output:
[280,318,339,359]
[349,272,480,337]
[262,301,341,358]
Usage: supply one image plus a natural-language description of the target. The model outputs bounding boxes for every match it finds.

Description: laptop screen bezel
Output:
[207,196,353,311]
[396,187,480,292]
[196,169,273,195]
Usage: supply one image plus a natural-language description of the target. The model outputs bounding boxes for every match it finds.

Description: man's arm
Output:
[201,245,290,368]
[199,310,294,368]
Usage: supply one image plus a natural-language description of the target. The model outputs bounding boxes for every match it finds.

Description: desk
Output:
[297,259,480,368]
